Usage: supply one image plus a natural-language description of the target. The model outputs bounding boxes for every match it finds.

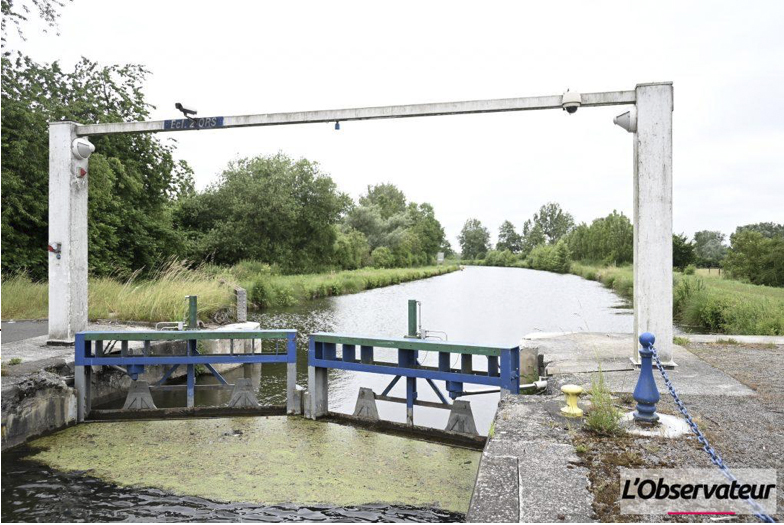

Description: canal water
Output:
[2,266,632,522]
[250,265,633,434]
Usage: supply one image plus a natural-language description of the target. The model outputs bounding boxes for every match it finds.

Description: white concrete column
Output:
[48,121,89,343]
[633,83,674,365]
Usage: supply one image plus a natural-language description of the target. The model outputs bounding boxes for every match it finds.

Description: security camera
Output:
[71,137,95,160]
[175,102,198,116]
[562,90,582,114]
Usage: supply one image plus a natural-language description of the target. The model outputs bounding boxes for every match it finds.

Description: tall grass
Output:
[570,262,784,335]
[584,368,623,436]
[245,266,458,309]
[1,262,459,322]
[1,261,235,323]
[1,274,49,319]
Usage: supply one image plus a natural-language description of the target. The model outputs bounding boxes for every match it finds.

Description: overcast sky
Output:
[8,1,783,247]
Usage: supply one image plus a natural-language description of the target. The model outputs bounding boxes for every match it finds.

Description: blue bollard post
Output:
[633,332,660,423]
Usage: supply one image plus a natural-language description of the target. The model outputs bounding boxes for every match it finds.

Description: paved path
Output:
[523,332,754,396]
[468,332,762,523]
[1,320,48,344]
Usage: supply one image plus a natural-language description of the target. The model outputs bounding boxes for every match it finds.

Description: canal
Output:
[2,266,632,522]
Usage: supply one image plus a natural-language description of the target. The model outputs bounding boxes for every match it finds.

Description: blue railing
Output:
[306,332,520,425]
[74,329,297,420]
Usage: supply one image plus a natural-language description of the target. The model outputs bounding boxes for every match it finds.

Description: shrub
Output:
[684,264,696,275]
[371,247,395,269]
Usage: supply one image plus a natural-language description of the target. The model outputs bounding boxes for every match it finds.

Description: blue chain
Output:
[650,345,776,523]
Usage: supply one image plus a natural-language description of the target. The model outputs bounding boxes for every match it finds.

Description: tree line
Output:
[458,203,784,287]
[2,50,446,280]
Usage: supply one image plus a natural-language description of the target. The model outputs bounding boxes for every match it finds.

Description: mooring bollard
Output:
[560,384,584,417]
[633,332,660,423]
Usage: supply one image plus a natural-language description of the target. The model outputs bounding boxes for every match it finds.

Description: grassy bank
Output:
[241,265,457,309]
[570,262,784,335]
[1,263,459,323]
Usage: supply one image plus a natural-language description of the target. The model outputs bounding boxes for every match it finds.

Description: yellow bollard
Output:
[560,384,584,417]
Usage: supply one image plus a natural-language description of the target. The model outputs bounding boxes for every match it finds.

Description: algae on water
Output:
[30,417,480,514]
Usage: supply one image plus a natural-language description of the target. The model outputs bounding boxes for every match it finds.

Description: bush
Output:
[371,247,395,269]
[684,264,696,275]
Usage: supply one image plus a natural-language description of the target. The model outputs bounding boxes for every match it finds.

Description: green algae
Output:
[29,417,480,514]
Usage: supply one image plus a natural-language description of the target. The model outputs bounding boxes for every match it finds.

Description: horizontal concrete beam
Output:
[75,90,636,136]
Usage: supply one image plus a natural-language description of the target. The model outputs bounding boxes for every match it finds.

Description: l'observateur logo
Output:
[620,468,777,517]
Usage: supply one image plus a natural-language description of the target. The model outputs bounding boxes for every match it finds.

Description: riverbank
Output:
[569,263,784,335]
[1,264,459,323]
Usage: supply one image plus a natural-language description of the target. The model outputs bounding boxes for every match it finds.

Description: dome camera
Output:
[562,90,582,114]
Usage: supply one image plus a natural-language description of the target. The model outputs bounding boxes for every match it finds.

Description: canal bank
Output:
[468,332,782,522]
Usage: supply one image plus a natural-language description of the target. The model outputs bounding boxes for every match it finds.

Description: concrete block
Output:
[467,455,519,522]
[352,387,380,421]
[519,346,539,384]
[227,378,260,408]
[303,391,312,419]
[445,399,478,435]
[122,380,156,410]
[291,384,306,415]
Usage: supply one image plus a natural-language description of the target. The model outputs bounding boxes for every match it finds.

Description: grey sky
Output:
[9,0,784,247]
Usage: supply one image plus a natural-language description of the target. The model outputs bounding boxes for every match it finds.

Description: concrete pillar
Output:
[286,362,300,414]
[48,122,89,343]
[307,365,328,419]
[235,287,247,322]
[633,83,674,365]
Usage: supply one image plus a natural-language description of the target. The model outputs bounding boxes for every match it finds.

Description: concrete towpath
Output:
[468,331,761,523]
[523,331,755,396]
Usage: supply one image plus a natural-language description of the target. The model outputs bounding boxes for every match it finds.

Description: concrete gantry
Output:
[47,84,674,362]
[48,121,89,343]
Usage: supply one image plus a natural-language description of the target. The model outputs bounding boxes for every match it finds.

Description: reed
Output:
[2,262,459,323]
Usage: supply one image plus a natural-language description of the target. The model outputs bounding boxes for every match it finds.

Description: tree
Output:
[554,239,571,273]
[496,220,523,253]
[440,239,454,258]
[530,202,575,244]
[333,227,370,270]
[723,227,784,287]
[693,230,727,268]
[672,233,696,271]
[174,154,350,273]
[521,221,546,257]
[345,185,445,267]
[565,211,633,265]
[1,54,194,279]
[736,222,784,239]
[2,0,71,47]
[359,183,407,220]
[407,202,446,262]
[458,219,490,260]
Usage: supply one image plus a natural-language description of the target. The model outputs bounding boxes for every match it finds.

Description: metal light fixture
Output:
[334,121,340,130]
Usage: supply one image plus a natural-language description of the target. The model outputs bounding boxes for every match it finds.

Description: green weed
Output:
[584,369,623,436]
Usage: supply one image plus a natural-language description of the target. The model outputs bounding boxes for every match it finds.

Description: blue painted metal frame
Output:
[74,329,297,414]
[308,332,520,409]
[74,330,297,367]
